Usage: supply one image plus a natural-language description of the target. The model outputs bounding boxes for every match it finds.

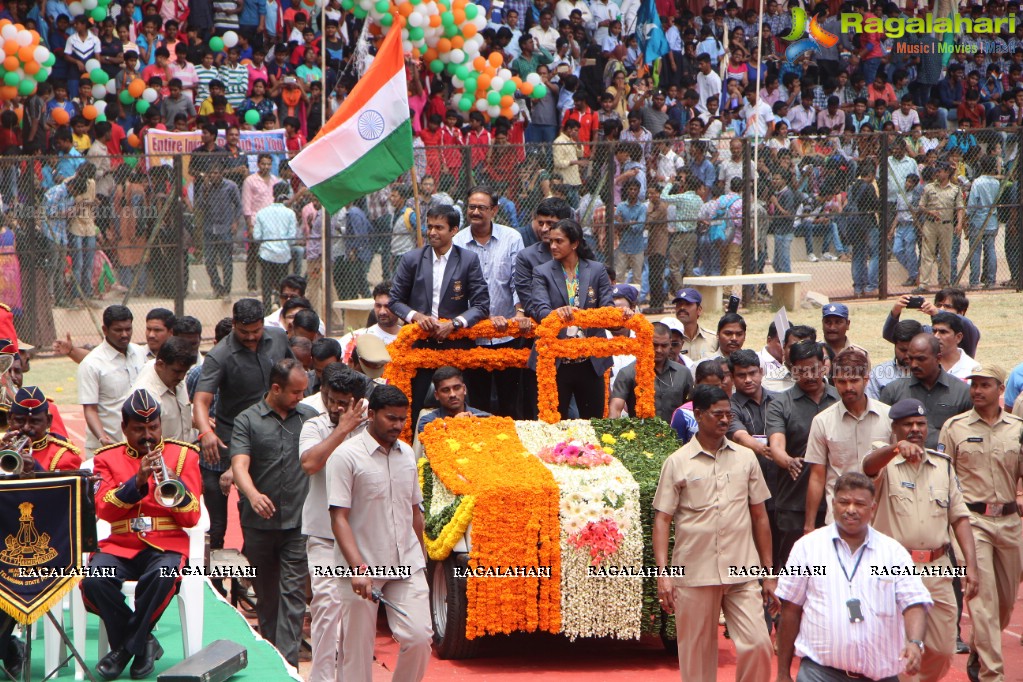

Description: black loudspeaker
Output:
[157,640,248,682]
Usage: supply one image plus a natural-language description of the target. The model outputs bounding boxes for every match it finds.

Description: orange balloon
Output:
[2,56,17,72]
[398,2,413,16]
[0,20,9,29]
[13,24,22,31]
[472,56,486,71]
[437,38,451,53]
[500,95,513,107]
[423,48,438,63]
[29,32,39,47]
[429,14,441,27]
[0,86,14,101]
[128,78,146,98]
[127,133,141,148]
[3,42,18,56]
[18,45,34,63]
[520,82,533,96]
[488,52,503,68]
[453,0,467,9]
[82,104,98,120]
[368,23,381,35]
[512,76,523,86]
[450,35,464,50]
[24,60,39,75]
[412,47,421,59]
[500,107,513,118]
[51,108,70,125]
[477,74,491,90]
[452,10,465,24]
[462,23,477,38]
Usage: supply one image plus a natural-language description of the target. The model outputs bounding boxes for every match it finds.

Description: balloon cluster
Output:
[67,0,115,23]
[0,21,53,101]
[208,30,240,53]
[112,77,159,120]
[341,0,548,120]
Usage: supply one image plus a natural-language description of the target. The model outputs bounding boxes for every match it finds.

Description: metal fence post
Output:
[741,138,753,304]
[878,134,890,300]
[1017,134,1023,292]
[603,141,615,265]
[462,145,473,194]
[173,154,186,317]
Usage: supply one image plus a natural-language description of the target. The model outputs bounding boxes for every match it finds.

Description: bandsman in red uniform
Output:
[81,389,202,681]
[1,386,82,472]
[0,338,69,438]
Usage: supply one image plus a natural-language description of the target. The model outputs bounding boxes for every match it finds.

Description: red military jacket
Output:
[32,434,82,471]
[93,439,202,560]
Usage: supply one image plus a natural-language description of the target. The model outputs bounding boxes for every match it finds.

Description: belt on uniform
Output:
[904,546,946,563]
[111,516,181,534]
[966,502,1017,517]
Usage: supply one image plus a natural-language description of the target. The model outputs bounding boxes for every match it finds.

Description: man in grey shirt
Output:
[230,359,318,668]
[879,333,972,449]
[194,156,241,298]
[158,77,197,126]
[610,322,693,422]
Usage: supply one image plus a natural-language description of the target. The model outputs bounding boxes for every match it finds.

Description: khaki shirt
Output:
[130,362,194,443]
[682,325,718,361]
[870,442,970,551]
[920,181,963,225]
[653,438,770,587]
[938,409,1023,504]
[831,338,870,359]
[325,429,425,578]
[805,398,892,522]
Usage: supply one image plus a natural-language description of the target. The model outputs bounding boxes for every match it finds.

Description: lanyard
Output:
[833,538,867,585]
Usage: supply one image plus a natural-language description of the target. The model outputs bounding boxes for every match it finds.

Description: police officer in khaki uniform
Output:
[862,398,979,682]
[938,365,1023,682]
[653,384,778,682]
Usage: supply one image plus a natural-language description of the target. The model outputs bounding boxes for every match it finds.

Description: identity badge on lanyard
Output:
[834,539,866,623]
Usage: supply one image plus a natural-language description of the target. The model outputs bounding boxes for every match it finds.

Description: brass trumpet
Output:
[0,434,33,474]
[0,354,16,412]
[145,443,187,507]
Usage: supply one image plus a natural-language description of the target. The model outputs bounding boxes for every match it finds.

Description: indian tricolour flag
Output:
[291,28,412,214]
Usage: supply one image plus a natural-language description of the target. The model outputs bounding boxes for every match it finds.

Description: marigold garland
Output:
[534,308,656,423]
[420,416,562,639]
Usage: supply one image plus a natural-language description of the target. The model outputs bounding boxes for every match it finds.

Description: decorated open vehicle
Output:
[383,308,679,659]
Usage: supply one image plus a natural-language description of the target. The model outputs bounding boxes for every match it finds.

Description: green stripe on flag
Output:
[309,120,414,214]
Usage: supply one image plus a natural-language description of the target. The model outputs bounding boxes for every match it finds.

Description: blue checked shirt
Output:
[453,222,523,345]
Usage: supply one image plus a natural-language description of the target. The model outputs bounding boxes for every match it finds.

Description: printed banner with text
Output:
[144,129,289,179]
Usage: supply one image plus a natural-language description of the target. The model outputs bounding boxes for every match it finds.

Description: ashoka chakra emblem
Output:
[357,110,386,140]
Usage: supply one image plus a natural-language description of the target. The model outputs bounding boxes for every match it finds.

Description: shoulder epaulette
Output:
[52,437,83,455]
[928,450,953,463]
[164,438,200,453]
[93,441,126,456]
[946,413,970,425]
[1004,413,1023,423]
[0,302,10,312]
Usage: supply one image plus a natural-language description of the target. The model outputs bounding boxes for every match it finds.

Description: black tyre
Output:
[429,553,480,659]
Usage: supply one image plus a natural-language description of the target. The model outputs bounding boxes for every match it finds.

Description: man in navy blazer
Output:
[388,205,490,421]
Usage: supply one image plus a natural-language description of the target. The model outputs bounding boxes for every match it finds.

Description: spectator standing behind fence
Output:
[845,161,880,298]
[614,178,646,292]
[67,167,99,304]
[196,156,241,300]
[892,172,923,288]
[915,161,964,295]
[963,156,1000,289]
[254,182,298,314]
[661,176,705,294]
[242,154,280,299]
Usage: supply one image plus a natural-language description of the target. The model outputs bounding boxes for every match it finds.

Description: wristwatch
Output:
[908,639,925,653]
[452,319,464,330]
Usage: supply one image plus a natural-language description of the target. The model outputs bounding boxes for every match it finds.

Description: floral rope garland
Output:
[420,416,562,639]
[418,458,476,562]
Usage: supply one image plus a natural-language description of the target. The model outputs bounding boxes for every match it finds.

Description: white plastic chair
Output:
[71,490,210,680]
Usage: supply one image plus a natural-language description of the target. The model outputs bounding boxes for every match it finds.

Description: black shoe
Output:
[129,636,163,679]
[956,636,971,654]
[3,636,24,678]
[96,648,133,681]
[966,650,980,682]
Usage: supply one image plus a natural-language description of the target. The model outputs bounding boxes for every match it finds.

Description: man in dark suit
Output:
[388,205,490,422]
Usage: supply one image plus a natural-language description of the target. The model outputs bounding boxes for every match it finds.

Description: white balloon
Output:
[490,76,504,91]
[142,87,158,103]
[510,102,520,116]
[94,100,107,114]
[526,72,542,86]
[425,2,439,14]
[33,46,50,64]
[498,68,512,81]
[402,40,413,53]
[92,83,107,99]
[464,40,479,57]
[488,104,501,118]
[475,98,488,112]
[474,13,487,29]
[0,25,17,41]
[85,59,101,73]
[15,30,32,47]
[449,48,464,65]
[407,11,423,27]
[223,31,239,48]
[452,76,463,88]
[68,2,84,16]
[82,0,98,9]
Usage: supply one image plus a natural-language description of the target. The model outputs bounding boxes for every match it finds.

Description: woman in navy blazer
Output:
[529,219,633,418]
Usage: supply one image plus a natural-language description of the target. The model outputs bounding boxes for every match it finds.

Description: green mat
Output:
[23,582,300,681]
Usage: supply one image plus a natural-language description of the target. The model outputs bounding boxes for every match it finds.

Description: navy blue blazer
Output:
[528,256,614,374]
[514,241,553,322]
[388,245,490,327]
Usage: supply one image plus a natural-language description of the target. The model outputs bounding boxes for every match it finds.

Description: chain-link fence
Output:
[5,126,1023,350]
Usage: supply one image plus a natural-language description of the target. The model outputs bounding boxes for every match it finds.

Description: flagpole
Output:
[321,0,330,330]
[410,164,424,249]
[753,0,765,272]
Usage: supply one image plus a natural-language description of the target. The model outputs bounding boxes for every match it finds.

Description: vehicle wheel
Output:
[429,553,479,659]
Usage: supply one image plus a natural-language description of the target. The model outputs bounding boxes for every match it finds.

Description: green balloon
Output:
[455,65,469,80]
[244,109,260,125]
[445,61,459,75]
[441,12,454,26]
[408,26,424,41]
[95,113,107,122]
[458,95,473,112]
[380,12,393,26]
[374,0,389,13]
[135,99,150,114]
[90,7,107,21]
[409,0,421,5]
[3,72,18,87]
[429,59,444,74]
[90,68,109,85]
[532,83,547,99]
[119,89,134,105]
[340,0,353,8]
[464,76,477,93]
[486,90,500,105]
[353,7,367,18]
[444,24,458,38]
[209,36,224,52]
[43,53,56,67]
[501,80,516,96]
[98,0,111,5]
[123,156,138,168]
[17,79,34,96]
[465,3,478,19]
[34,68,50,83]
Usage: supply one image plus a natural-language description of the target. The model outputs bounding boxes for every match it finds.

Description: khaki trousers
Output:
[305,259,323,313]
[668,232,698,292]
[899,565,956,682]
[969,514,1022,682]
[918,221,952,289]
[340,569,433,682]
[615,251,646,287]
[306,536,343,682]
[674,581,771,682]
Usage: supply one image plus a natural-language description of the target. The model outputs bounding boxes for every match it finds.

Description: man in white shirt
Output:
[253,182,298,315]
[776,473,933,682]
[554,0,591,24]
[932,312,980,380]
[591,0,621,44]
[742,85,776,138]
[129,336,196,442]
[301,339,344,414]
[528,9,559,52]
[299,365,367,682]
[891,95,921,133]
[787,90,817,132]
[695,54,721,110]
[77,305,148,456]
[263,273,328,336]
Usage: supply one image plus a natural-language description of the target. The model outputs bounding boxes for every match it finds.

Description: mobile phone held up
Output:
[727,295,740,314]
[906,296,924,309]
